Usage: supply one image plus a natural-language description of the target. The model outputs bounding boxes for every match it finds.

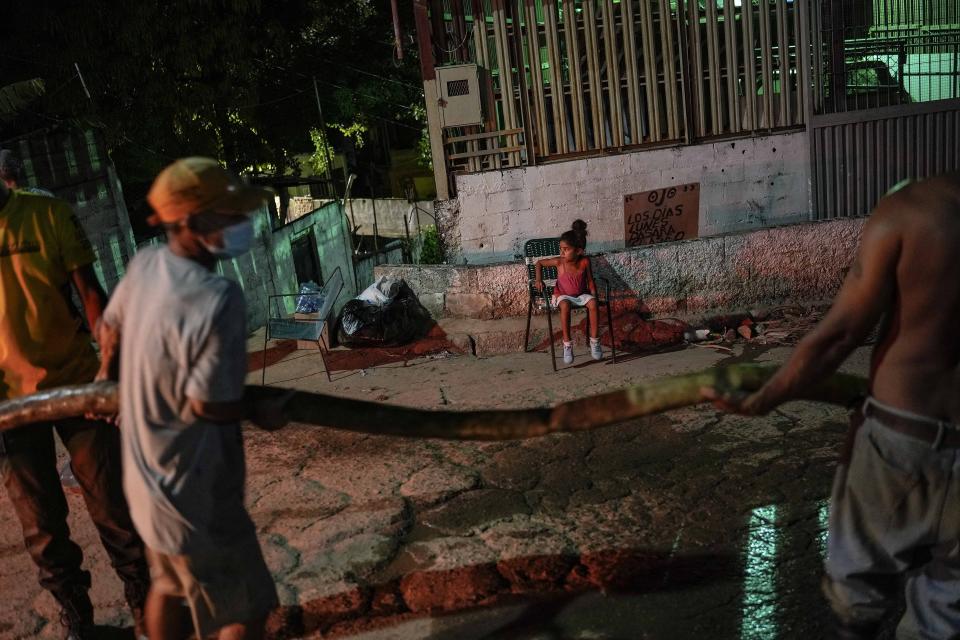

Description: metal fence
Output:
[813,0,960,113]
[809,0,960,219]
[423,0,809,172]
[810,101,960,218]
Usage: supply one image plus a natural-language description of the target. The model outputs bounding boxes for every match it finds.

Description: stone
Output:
[399,465,481,508]
[400,535,500,573]
[418,292,445,318]
[471,329,529,357]
[445,332,475,355]
[399,564,506,613]
[480,521,576,591]
[479,447,543,491]
[265,606,303,639]
[261,534,300,577]
[445,292,494,319]
[300,585,369,631]
[497,554,577,592]
[253,476,349,537]
[579,549,675,591]
[369,584,405,615]
[585,438,669,475]
[291,497,410,552]
[419,488,531,536]
[316,534,401,581]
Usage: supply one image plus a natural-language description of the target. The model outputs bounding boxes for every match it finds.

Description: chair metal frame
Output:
[261,266,344,384]
[522,238,617,371]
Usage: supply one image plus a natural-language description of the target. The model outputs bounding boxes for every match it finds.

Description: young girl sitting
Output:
[534,219,603,364]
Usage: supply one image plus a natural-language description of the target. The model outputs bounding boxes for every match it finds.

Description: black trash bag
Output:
[337,280,433,347]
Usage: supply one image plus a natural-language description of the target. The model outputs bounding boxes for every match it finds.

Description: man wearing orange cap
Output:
[96,157,288,640]
[0,177,149,638]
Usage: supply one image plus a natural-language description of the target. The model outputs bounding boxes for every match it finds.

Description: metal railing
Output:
[427,0,809,178]
[814,0,960,113]
[444,127,526,173]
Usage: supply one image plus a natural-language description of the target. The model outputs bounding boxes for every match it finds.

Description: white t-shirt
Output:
[103,246,253,555]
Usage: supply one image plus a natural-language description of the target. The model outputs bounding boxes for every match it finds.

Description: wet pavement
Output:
[0,337,891,639]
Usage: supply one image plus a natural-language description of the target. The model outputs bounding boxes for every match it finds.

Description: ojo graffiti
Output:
[624,183,700,248]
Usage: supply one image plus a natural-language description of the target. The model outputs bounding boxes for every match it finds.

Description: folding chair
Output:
[522,238,617,371]
[261,266,344,383]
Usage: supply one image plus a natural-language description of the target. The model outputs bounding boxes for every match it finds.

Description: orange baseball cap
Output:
[146,157,273,225]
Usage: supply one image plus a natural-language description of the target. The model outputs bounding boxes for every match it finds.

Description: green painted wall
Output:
[216,200,356,331]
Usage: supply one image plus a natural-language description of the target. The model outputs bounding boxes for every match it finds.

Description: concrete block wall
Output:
[376,216,865,321]
[446,130,811,264]
[287,197,435,239]
[344,198,434,238]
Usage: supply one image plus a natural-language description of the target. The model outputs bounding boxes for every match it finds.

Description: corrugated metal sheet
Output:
[7,127,137,290]
[810,99,960,219]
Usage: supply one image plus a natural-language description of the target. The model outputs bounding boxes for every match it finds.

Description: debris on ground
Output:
[689,342,735,354]
[682,305,827,347]
[753,306,827,346]
[682,328,711,342]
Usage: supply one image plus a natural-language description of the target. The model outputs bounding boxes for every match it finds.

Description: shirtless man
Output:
[703,173,960,639]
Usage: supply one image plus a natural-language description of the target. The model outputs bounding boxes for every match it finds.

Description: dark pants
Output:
[0,417,148,602]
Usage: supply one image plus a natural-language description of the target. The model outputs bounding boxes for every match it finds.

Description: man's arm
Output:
[189,394,291,431]
[71,264,108,336]
[186,287,290,430]
[189,397,250,424]
[95,320,121,382]
[89,319,121,420]
[706,203,902,414]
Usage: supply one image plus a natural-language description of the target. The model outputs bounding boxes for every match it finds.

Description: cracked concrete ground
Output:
[0,337,881,639]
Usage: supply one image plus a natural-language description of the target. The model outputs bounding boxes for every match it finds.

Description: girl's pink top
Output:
[554,268,588,297]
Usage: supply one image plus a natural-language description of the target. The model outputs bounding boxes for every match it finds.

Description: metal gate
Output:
[810,100,960,219]
[809,0,960,219]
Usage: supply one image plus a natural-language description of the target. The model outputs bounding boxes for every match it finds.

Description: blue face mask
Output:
[203,219,254,259]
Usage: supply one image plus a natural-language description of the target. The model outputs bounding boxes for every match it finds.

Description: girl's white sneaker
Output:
[590,339,603,360]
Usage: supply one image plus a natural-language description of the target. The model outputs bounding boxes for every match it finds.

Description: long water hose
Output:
[0,365,866,440]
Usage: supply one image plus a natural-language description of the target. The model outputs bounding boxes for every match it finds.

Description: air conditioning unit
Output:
[435,64,483,127]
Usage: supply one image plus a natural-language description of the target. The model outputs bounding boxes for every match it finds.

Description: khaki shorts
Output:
[147,536,278,638]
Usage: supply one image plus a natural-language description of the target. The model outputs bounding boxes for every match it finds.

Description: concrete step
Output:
[437,311,686,358]
[438,316,541,357]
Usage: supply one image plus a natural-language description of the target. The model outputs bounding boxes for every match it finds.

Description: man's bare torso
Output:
[870,173,960,422]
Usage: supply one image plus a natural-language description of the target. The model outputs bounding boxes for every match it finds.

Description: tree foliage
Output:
[0,1,424,195]
[0,79,46,125]
[418,226,445,264]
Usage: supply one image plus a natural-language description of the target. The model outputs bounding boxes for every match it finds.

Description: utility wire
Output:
[118,135,177,161]
[234,87,309,110]
[245,74,423,132]
[314,57,421,90]
[220,70,424,132]
[252,57,421,114]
